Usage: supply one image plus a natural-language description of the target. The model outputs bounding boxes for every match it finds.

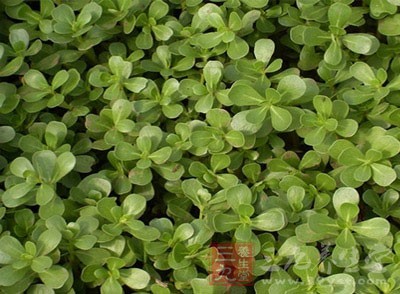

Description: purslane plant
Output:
[1,0,400,293]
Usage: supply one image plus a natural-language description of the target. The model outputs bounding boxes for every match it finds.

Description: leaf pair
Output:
[115,126,177,185]
[3,150,76,208]
[0,230,69,290]
[229,76,306,132]
[298,95,358,146]
[81,257,150,293]
[89,56,147,100]
[328,134,400,187]
[213,185,287,241]
[0,29,42,77]
[96,194,159,241]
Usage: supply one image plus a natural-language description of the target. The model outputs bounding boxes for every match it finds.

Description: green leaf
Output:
[31,256,53,273]
[371,163,397,186]
[195,94,214,113]
[111,99,132,123]
[0,126,15,143]
[251,208,287,231]
[120,268,150,290]
[10,29,29,52]
[36,229,62,256]
[337,147,364,166]
[308,213,340,235]
[325,118,337,133]
[0,57,24,77]
[109,56,132,78]
[318,274,356,294]
[122,194,146,217]
[52,70,68,90]
[74,235,97,250]
[241,0,269,8]
[162,104,183,118]
[342,34,380,55]
[0,236,25,261]
[313,95,332,117]
[304,127,326,146]
[207,12,225,29]
[173,223,194,242]
[333,188,360,214]
[297,26,331,46]
[350,62,377,85]
[227,37,249,60]
[0,266,30,286]
[115,142,141,161]
[354,165,372,182]
[181,179,202,206]
[299,151,321,170]
[331,245,359,268]
[336,228,356,249]
[149,147,172,164]
[39,265,69,289]
[213,213,241,232]
[101,277,123,294]
[231,110,263,134]
[378,14,400,36]
[149,0,169,19]
[2,182,36,207]
[352,218,390,239]
[36,184,55,206]
[229,83,265,106]
[55,152,76,181]
[293,246,319,284]
[32,150,57,183]
[296,223,327,243]
[226,184,253,212]
[254,39,274,64]
[287,186,305,212]
[206,109,231,128]
[194,32,224,49]
[152,25,173,41]
[76,248,111,265]
[45,121,67,149]
[235,223,253,241]
[129,167,153,185]
[324,40,342,65]
[340,166,364,188]
[225,130,245,147]
[190,130,214,147]
[210,154,230,171]
[203,61,223,90]
[316,173,336,191]
[131,226,160,241]
[153,163,184,181]
[277,75,306,100]
[371,135,400,158]
[270,106,292,131]
[278,236,304,257]
[336,119,358,137]
[191,277,228,294]
[124,77,147,93]
[24,69,49,91]
[52,4,75,24]
[246,107,268,124]
[328,2,352,30]
[328,139,355,159]
[115,119,135,133]
[338,203,359,223]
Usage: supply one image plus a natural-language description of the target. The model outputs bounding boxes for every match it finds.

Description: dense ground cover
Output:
[1,0,400,293]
